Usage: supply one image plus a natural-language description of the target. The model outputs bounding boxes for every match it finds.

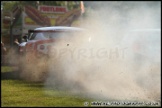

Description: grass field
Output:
[1,66,92,107]
[1,66,160,107]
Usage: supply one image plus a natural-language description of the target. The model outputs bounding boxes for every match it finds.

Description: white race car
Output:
[18,26,89,82]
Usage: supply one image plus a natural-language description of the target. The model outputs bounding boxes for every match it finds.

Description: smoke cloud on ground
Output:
[11,1,160,104]
[45,2,161,101]
[44,1,161,103]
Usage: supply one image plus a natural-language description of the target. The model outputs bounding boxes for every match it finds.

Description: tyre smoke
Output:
[43,1,160,103]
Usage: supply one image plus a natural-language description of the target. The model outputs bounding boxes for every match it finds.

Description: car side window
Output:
[29,33,46,40]
[34,33,46,40]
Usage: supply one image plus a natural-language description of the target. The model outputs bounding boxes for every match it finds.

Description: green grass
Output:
[1,66,13,72]
[2,66,160,107]
[1,66,92,107]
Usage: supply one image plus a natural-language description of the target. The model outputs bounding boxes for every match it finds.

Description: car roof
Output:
[34,26,84,31]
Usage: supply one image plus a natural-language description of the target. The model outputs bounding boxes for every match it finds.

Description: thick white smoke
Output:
[44,1,161,103]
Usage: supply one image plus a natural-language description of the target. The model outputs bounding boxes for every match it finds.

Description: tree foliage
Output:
[2,1,19,11]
